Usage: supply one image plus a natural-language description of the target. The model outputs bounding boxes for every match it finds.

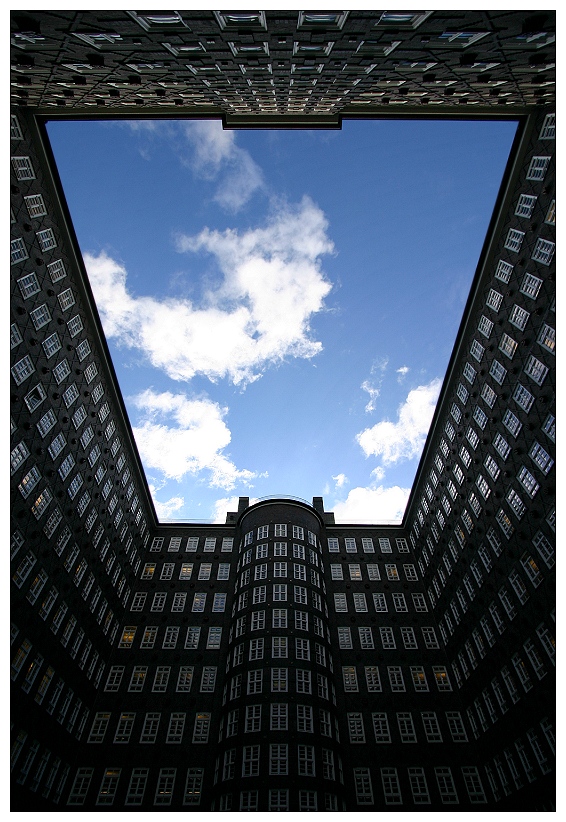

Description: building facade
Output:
[11,11,555,812]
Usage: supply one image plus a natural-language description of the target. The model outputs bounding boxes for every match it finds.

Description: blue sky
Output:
[47,117,517,523]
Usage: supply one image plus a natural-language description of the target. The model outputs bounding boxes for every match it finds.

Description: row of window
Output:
[150,535,233,552]
[105,661,220,693]
[220,742,341,781]
[230,636,331,665]
[234,585,326,613]
[119,619,230,650]
[438,549,543,646]
[330,561,416,581]
[229,608,328,642]
[338,624,439,650]
[334,588,425,613]
[10,633,105,736]
[341,664,451,694]
[503,229,555,266]
[243,525,317,546]
[351,764,488,806]
[11,227,57,266]
[344,710,466,745]
[55,711,555,808]
[67,765,203,806]
[327,536,409,553]
[139,560,230,581]
[239,542,320,566]
[484,720,555,800]
[88,710,211,745]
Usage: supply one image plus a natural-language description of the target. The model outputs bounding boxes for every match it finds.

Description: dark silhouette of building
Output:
[11,11,555,811]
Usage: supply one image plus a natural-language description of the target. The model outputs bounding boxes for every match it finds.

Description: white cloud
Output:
[396,365,410,382]
[361,380,380,413]
[370,466,385,482]
[361,356,389,412]
[332,484,410,524]
[332,473,348,488]
[131,389,257,490]
[211,495,259,524]
[182,120,264,211]
[357,377,442,465]
[85,197,333,387]
[151,493,185,520]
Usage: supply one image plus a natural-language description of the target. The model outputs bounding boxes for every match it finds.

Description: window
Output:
[401,627,417,649]
[347,563,362,581]
[462,766,487,804]
[125,768,149,806]
[518,465,539,498]
[269,743,287,775]
[383,563,399,581]
[58,288,76,312]
[354,768,374,804]
[409,767,430,804]
[362,537,375,552]
[345,537,356,552]
[343,666,359,692]
[503,409,522,439]
[183,768,203,806]
[347,713,365,743]
[198,563,212,580]
[463,362,477,383]
[486,289,504,316]
[192,593,206,612]
[88,712,111,743]
[154,768,176,805]
[412,593,428,612]
[192,712,211,744]
[532,238,555,266]
[532,531,554,569]
[68,768,93,806]
[358,627,374,649]
[478,314,493,337]
[12,155,35,180]
[334,628,352,651]
[334,593,347,612]
[327,537,339,552]
[403,564,418,581]
[296,669,311,694]
[353,593,367,611]
[519,272,543,302]
[538,323,556,355]
[446,711,468,742]
[527,154,551,180]
[388,666,405,691]
[247,670,263,695]
[433,767,459,804]
[504,228,524,253]
[270,703,288,731]
[370,593,387,613]
[397,712,417,743]
[458,382,470,406]
[381,768,402,805]
[542,413,556,443]
[330,564,343,580]
[140,627,157,649]
[515,193,537,218]
[499,332,518,360]
[274,561,287,577]
[12,355,35,386]
[487,360,507,389]
[37,228,57,252]
[64,315,83,342]
[151,592,167,612]
[242,745,260,777]
[469,338,485,362]
[433,666,452,691]
[524,355,548,386]
[17,272,40,300]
